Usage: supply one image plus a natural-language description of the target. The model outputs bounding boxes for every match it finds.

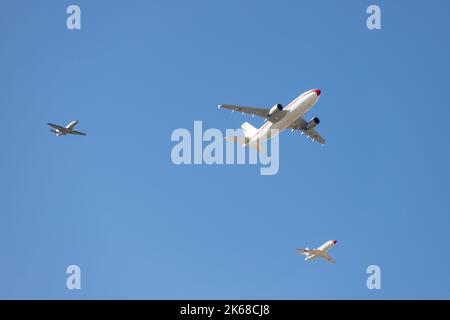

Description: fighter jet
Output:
[48,121,87,136]
[296,240,338,264]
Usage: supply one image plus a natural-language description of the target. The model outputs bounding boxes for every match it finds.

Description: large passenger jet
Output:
[219,89,325,150]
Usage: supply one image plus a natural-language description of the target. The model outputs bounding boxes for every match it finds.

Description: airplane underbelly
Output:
[252,122,277,143]
[291,98,315,116]
[253,115,293,143]
[251,100,314,143]
[276,118,292,132]
[254,127,274,143]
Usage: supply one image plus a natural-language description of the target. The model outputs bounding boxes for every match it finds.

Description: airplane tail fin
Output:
[225,122,264,153]
[241,122,257,139]
[296,247,312,260]
[296,247,308,255]
[224,136,250,146]
[304,247,310,260]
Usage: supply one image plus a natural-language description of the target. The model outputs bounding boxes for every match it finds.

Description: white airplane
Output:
[48,121,87,136]
[296,240,337,264]
[219,89,325,150]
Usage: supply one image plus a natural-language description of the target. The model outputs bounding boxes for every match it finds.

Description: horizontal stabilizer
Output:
[69,130,87,136]
[224,136,249,146]
[296,248,320,255]
[224,136,265,153]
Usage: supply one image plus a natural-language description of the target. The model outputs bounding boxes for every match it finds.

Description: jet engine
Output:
[305,117,320,130]
[268,104,283,117]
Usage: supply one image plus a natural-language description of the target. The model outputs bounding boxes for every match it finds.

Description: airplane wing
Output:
[289,117,326,144]
[48,123,64,130]
[218,104,270,119]
[68,130,87,136]
[323,252,336,264]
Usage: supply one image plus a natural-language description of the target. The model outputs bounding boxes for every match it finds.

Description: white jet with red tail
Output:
[297,240,338,264]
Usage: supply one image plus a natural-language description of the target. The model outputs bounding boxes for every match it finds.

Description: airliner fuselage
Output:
[249,89,321,145]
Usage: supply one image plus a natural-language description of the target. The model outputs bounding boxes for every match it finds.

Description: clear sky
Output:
[1,0,450,299]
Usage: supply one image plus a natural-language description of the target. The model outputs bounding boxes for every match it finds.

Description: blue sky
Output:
[1,0,450,299]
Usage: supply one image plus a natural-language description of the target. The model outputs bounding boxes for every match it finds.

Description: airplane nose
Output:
[333,240,337,244]
[312,89,321,96]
